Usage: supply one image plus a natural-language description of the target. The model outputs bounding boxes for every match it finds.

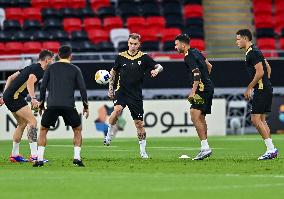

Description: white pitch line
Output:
[47,145,224,151]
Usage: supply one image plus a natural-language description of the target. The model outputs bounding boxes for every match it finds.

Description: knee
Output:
[29,117,37,128]
[135,120,144,130]
[251,116,260,126]
[113,107,123,116]
[18,122,27,131]
[73,126,82,135]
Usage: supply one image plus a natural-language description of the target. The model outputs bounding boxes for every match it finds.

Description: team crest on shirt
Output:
[138,61,141,65]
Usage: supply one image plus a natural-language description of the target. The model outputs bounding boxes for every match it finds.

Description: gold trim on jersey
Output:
[119,51,145,60]
[245,47,252,55]
[198,81,204,91]
[13,81,27,99]
[258,79,264,90]
[115,75,121,92]
[58,59,71,63]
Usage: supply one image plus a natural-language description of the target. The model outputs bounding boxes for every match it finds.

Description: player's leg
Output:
[252,89,278,160]
[33,109,57,167]
[61,108,85,166]
[253,114,278,160]
[72,125,84,166]
[15,105,38,159]
[191,109,212,160]
[134,119,148,158]
[105,104,124,146]
[128,100,148,158]
[10,112,28,162]
[33,125,49,167]
[190,89,213,160]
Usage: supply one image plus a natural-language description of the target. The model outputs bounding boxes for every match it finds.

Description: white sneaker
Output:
[258,148,278,160]
[103,135,111,146]
[140,152,149,159]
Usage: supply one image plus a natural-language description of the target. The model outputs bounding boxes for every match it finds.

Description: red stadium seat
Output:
[146,16,166,32]
[254,15,274,28]
[84,18,102,31]
[275,0,284,15]
[90,0,110,11]
[0,43,5,54]
[253,4,272,16]
[103,17,123,32]
[70,0,86,8]
[253,0,272,6]
[5,42,24,55]
[161,28,181,42]
[190,39,205,51]
[87,29,109,43]
[23,42,42,54]
[139,29,159,42]
[24,8,42,21]
[257,38,276,50]
[42,41,60,52]
[275,13,284,33]
[280,38,284,50]
[126,17,146,32]
[31,0,50,8]
[5,8,24,22]
[50,0,69,9]
[63,18,82,32]
[184,5,203,18]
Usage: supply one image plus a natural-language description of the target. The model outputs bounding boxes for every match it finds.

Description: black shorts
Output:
[41,107,81,128]
[251,87,273,114]
[190,88,214,115]
[3,92,28,112]
[114,96,143,121]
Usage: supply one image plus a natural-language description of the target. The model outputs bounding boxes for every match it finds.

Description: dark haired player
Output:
[0,50,54,162]
[175,34,214,160]
[236,29,278,160]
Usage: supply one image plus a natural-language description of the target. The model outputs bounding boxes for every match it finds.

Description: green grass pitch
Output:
[0,135,284,199]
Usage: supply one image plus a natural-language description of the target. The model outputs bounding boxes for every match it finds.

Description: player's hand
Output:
[0,97,4,106]
[187,93,195,103]
[108,88,114,100]
[31,98,39,109]
[244,87,253,100]
[39,102,45,116]
[83,108,89,119]
[151,69,158,77]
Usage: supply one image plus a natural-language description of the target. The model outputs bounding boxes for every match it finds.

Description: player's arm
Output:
[244,62,264,100]
[249,62,264,88]
[151,64,163,77]
[27,74,39,109]
[76,68,89,119]
[2,71,20,93]
[109,56,120,99]
[108,68,116,99]
[205,59,213,74]
[265,59,271,79]
[191,68,201,95]
[39,66,50,108]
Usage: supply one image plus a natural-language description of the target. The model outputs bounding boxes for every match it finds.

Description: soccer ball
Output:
[95,70,111,85]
